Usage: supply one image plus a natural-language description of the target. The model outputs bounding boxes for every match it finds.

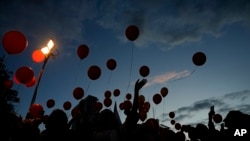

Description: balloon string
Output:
[85,81,91,95]
[126,45,134,92]
[107,71,112,89]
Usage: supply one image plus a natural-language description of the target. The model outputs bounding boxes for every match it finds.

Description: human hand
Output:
[135,79,147,91]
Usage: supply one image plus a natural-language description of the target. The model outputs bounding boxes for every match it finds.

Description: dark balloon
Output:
[104,90,112,98]
[153,93,162,105]
[126,93,132,100]
[77,44,89,60]
[169,111,175,119]
[139,65,150,77]
[63,101,72,110]
[213,113,223,123]
[125,25,139,41]
[106,58,117,71]
[192,52,206,66]
[104,98,112,107]
[46,99,55,108]
[87,65,101,80]
[4,79,13,89]
[160,87,168,97]
[113,89,120,97]
[2,30,28,55]
[73,87,84,100]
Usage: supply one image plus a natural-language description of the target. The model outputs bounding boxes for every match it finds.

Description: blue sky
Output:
[1,0,250,130]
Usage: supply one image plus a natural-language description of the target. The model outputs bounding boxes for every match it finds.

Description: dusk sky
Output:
[1,0,250,130]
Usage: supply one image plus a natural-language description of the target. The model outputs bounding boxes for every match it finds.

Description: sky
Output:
[1,0,250,130]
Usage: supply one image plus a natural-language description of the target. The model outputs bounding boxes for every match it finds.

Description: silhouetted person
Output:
[40,109,71,141]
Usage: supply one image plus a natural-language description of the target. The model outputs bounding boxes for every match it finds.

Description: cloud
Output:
[160,90,250,126]
[1,0,249,51]
[145,70,192,87]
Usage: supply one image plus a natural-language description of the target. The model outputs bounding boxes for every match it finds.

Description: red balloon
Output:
[63,101,72,110]
[29,103,44,119]
[71,107,80,118]
[87,65,101,80]
[160,87,168,97]
[106,58,117,71]
[192,52,206,66]
[26,76,36,87]
[175,123,182,130]
[94,102,103,112]
[77,44,89,60]
[2,30,28,55]
[169,111,175,119]
[125,25,139,41]
[4,79,13,89]
[170,119,175,125]
[113,89,120,97]
[153,93,162,105]
[104,98,112,107]
[123,100,132,110]
[119,102,125,110]
[213,114,223,123]
[15,66,35,84]
[104,90,112,98]
[32,49,45,63]
[126,93,132,100]
[139,65,150,77]
[73,87,84,100]
[46,99,55,108]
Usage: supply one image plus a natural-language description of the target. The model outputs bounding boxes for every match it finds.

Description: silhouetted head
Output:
[46,109,68,133]
[223,110,250,129]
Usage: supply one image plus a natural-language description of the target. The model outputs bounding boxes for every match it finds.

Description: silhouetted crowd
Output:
[1,79,250,141]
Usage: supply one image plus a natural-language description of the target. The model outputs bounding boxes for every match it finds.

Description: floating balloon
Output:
[32,49,45,63]
[26,76,36,87]
[170,120,175,125]
[160,87,168,97]
[192,52,206,66]
[126,93,132,100]
[213,114,223,123]
[139,65,150,77]
[29,103,44,119]
[2,30,28,55]
[123,100,132,110]
[87,65,101,80]
[77,44,89,60]
[169,111,175,119]
[63,101,72,110]
[104,90,112,98]
[119,102,125,110]
[125,25,139,41]
[113,89,120,97]
[175,123,182,130]
[153,93,162,105]
[46,99,55,108]
[73,87,84,100]
[71,107,80,118]
[104,98,112,107]
[15,66,35,84]
[94,102,103,112]
[106,58,117,71]
[4,79,13,89]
